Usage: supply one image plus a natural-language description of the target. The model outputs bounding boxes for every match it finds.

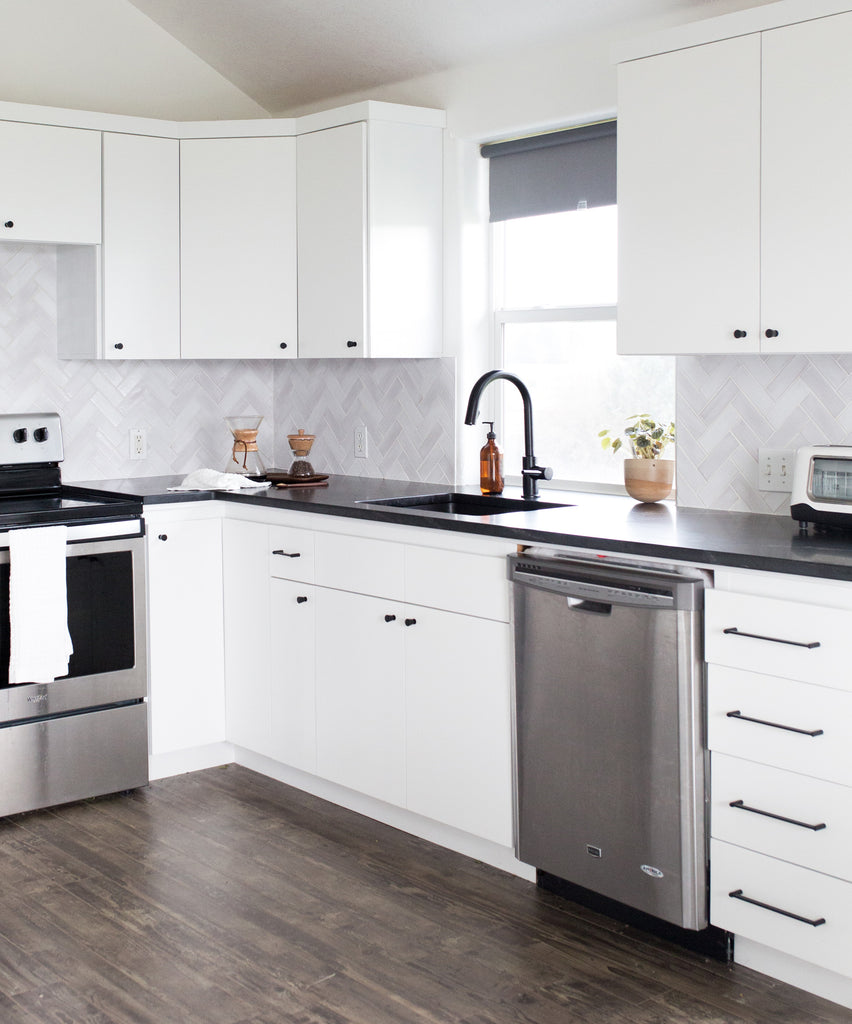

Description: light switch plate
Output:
[758,447,793,491]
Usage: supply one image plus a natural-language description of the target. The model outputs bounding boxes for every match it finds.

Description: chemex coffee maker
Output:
[225,415,267,479]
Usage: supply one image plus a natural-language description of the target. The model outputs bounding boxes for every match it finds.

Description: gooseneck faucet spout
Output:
[464,370,553,500]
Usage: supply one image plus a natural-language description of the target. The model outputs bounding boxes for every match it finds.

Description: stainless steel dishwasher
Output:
[509,551,710,931]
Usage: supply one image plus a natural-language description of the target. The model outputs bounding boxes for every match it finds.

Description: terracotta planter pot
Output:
[623,458,674,503]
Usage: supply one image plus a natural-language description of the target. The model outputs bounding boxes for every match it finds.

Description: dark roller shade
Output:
[482,120,616,222]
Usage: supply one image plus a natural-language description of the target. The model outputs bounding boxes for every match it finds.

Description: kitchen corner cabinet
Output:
[297,120,443,358]
[146,512,226,756]
[617,10,852,355]
[0,120,101,245]
[180,136,298,359]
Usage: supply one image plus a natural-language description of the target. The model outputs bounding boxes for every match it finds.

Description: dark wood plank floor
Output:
[0,765,847,1024]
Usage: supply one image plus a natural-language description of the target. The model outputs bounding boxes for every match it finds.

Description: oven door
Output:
[0,532,147,723]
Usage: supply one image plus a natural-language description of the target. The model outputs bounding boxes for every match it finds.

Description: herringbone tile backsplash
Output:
[0,244,456,485]
[677,354,852,513]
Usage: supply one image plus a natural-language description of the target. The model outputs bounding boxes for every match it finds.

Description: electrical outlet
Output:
[758,447,793,492]
[354,424,368,459]
[130,427,147,461]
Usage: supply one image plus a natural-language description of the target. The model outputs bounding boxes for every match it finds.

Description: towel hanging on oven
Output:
[8,525,74,685]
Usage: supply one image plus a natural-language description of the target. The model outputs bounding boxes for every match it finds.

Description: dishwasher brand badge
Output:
[640,864,664,879]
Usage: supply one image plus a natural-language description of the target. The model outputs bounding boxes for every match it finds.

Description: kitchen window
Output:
[484,122,675,491]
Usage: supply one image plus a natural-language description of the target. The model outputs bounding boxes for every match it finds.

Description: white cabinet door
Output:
[404,607,513,845]
[102,133,180,359]
[760,12,852,354]
[147,517,225,755]
[297,120,443,359]
[222,518,271,755]
[0,121,101,244]
[297,123,367,358]
[314,586,405,805]
[269,578,316,772]
[617,35,761,354]
[180,136,298,359]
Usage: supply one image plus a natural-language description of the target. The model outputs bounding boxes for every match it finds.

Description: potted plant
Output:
[599,415,675,502]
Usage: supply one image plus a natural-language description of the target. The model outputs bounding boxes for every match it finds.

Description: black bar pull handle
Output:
[722,626,820,649]
[272,550,301,558]
[729,799,827,832]
[728,890,826,927]
[726,710,824,737]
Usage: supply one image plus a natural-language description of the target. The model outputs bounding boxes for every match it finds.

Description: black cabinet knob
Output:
[296,595,308,604]
[12,428,27,443]
[3,221,13,229]
[158,534,168,541]
[404,618,417,627]
[280,342,288,349]
[33,427,48,443]
[733,329,748,339]
[346,340,358,348]
[765,329,779,338]
[384,614,396,622]
[114,343,124,350]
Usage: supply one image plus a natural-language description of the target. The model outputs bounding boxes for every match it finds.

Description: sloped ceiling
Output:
[0,0,780,121]
[127,0,781,114]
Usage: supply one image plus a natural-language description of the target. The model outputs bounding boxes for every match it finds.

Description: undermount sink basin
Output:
[357,492,571,517]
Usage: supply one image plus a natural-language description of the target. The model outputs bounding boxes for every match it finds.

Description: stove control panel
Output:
[0,413,63,465]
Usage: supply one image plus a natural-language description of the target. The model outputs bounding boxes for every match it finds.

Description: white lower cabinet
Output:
[219,513,515,845]
[315,587,406,805]
[707,568,852,1000]
[146,513,225,756]
[404,606,512,845]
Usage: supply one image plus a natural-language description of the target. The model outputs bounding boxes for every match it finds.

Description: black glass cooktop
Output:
[0,489,142,529]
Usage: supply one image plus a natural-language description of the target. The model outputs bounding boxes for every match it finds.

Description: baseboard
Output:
[148,741,234,781]
[735,937,852,1011]
[233,746,536,882]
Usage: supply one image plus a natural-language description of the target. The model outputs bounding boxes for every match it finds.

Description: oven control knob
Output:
[12,428,27,443]
[33,427,48,443]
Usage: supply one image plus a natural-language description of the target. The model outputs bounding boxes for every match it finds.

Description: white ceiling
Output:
[127,0,779,114]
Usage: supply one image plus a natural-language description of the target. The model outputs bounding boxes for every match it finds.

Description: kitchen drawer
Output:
[269,525,315,582]
[711,752,852,881]
[314,531,404,600]
[705,588,852,689]
[404,545,510,621]
[707,665,852,785]
[710,839,852,978]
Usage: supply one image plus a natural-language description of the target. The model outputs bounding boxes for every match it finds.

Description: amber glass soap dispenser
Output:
[479,421,504,495]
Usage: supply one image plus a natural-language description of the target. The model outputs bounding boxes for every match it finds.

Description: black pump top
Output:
[484,420,496,440]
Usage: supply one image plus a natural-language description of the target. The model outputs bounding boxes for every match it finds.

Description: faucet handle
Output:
[523,464,553,482]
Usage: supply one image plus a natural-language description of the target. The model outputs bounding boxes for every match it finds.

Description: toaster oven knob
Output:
[12,428,27,443]
[765,329,779,338]
[33,427,48,443]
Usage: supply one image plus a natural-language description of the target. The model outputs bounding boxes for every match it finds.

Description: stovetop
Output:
[0,488,143,530]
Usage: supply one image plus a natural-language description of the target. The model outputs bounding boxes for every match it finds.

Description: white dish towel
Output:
[8,525,74,685]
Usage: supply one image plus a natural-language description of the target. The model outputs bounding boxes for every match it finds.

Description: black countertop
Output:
[72,473,852,582]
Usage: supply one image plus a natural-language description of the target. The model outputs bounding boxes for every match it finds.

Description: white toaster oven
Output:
[791,445,852,529]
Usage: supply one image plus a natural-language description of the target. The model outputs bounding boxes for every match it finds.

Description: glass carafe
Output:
[225,416,267,478]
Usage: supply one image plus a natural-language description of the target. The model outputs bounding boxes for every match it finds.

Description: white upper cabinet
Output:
[760,12,852,353]
[102,133,180,359]
[0,121,101,245]
[617,35,761,355]
[617,9,852,355]
[180,136,298,359]
[297,120,443,359]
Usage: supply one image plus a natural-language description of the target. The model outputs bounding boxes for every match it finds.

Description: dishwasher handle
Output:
[511,568,676,610]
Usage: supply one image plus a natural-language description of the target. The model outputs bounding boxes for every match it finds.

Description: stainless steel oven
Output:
[0,412,148,817]
[0,524,148,816]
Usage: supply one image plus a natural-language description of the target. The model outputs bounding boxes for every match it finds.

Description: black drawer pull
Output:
[404,618,417,627]
[722,627,820,649]
[729,800,826,832]
[726,710,824,737]
[384,614,396,623]
[728,890,826,927]
[272,550,301,558]
[296,595,308,604]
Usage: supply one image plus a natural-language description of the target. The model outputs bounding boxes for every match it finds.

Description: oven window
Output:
[0,550,136,686]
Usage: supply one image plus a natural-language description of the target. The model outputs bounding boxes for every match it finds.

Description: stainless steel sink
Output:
[357,492,571,517]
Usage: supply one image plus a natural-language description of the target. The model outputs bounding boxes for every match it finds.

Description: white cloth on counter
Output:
[168,469,271,492]
[8,524,74,685]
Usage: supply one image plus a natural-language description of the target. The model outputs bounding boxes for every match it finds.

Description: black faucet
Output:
[464,370,553,500]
